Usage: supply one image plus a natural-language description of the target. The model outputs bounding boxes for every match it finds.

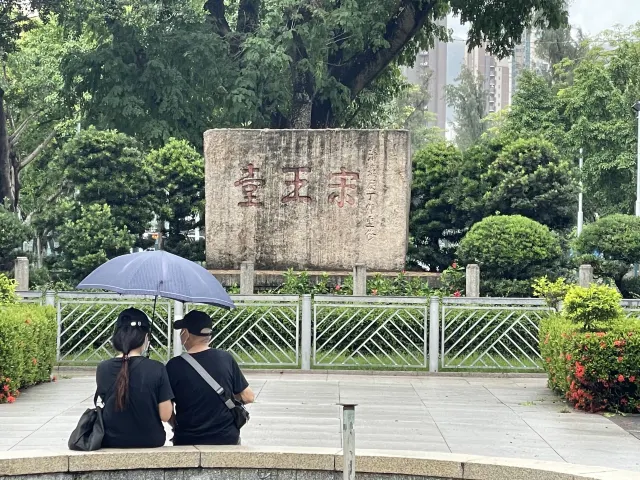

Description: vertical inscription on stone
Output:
[234,163,264,207]
[364,149,377,241]
[282,167,312,203]
[328,168,359,208]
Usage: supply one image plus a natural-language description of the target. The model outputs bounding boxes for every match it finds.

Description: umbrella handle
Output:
[146,295,157,359]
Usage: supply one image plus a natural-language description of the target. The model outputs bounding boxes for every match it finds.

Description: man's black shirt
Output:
[96,357,174,448]
[166,349,249,445]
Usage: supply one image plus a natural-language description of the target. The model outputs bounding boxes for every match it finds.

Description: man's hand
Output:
[235,386,255,404]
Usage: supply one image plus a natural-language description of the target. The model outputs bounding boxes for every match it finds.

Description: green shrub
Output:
[0,274,18,306]
[621,276,640,299]
[533,276,571,310]
[482,278,533,297]
[0,305,57,403]
[540,315,640,413]
[575,214,640,289]
[457,215,562,280]
[563,284,623,331]
[440,261,464,296]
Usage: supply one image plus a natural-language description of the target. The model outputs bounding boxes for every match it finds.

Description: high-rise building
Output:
[401,21,448,131]
[512,29,534,93]
[464,45,511,114]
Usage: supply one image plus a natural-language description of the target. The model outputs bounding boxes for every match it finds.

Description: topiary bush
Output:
[0,305,57,403]
[574,214,640,290]
[457,215,562,282]
[563,284,623,331]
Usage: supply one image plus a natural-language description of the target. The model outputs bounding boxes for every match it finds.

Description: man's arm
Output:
[235,387,255,404]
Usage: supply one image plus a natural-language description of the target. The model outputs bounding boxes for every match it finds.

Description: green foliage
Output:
[0,206,31,270]
[445,66,488,150]
[481,137,578,231]
[0,305,57,403]
[540,314,640,413]
[0,274,18,306]
[439,262,465,296]
[408,141,465,270]
[57,203,135,282]
[59,127,156,239]
[575,214,640,288]
[533,276,571,310]
[457,215,562,280]
[563,284,623,331]
[482,279,534,298]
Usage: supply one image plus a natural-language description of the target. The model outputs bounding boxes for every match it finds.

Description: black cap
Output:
[174,310,213,336]
[116,308,151,329]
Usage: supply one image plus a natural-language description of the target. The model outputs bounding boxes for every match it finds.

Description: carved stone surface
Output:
[204,129,411,271]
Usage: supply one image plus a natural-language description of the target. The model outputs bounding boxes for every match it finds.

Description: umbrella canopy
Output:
[76,250,234,309]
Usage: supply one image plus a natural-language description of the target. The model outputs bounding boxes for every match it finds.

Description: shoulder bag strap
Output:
[181,353,235,410]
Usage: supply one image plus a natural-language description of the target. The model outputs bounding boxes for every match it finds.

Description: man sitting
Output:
[166,310,254,445]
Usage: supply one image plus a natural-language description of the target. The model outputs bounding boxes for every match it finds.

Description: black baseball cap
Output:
[174,310,213,336]
[116,308,151,329]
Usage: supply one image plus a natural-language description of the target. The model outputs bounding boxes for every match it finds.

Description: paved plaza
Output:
[1,373,639,472]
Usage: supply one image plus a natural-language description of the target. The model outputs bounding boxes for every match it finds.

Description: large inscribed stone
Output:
[204,129,411,271]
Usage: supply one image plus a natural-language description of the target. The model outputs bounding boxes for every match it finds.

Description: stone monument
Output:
[204,129,411,272]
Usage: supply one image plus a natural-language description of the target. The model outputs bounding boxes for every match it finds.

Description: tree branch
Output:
[236,0,260,33]
[19,130,55,170]
[331,0,436,98]
[204,0,232,37]
[9,113,36,146]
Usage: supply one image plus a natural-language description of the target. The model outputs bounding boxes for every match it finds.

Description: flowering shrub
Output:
[440,262,464,296]
[0,305,57,404]
[540,308,640,413]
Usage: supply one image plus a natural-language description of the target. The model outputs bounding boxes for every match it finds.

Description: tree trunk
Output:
[0,88,14,207]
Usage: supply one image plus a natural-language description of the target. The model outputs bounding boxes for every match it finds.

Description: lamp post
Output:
[577,148,584,236]
[633,101,640,216]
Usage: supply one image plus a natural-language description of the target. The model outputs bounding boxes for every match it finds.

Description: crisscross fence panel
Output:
[57,293,172,364]
[313,295,429,368]
[621,299,640,318]
[186,295,300,367]
[441,297,552,371]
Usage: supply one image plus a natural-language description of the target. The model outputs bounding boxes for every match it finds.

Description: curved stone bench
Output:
[0,447,638,480]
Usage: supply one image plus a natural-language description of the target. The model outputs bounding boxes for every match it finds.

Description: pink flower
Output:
[335,285,342,291]
[618,374,625,383]
[453,290,462,297]
[7,396,15,403]
[371,289,378,296]
[452,262,458,269]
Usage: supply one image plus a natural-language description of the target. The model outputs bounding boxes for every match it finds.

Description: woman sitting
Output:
[96,308,174,448]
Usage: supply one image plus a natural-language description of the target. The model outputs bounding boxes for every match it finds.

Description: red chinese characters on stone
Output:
[234,163,264,207]
[282,167,311,203]
[328,168,359,207]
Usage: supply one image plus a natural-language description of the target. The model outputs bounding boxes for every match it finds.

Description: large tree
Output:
[445,65,488,150]
[59,0,567,142]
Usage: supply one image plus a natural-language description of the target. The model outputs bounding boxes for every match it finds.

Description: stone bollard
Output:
[465,264,480,297]
[352,264,367,296]
[579,264,594,288]
[240,261,255,295]
[14,256,29,291]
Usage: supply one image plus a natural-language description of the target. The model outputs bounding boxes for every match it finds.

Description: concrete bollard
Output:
[579,264,594,288]
[240,261,255,295]
[14,256,29,291]
[353,264,367,296]
[465,264,480,297]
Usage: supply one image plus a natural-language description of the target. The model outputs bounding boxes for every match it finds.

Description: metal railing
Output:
[440,297,552,370]
[312,295,429,368]
[22,291,639,372]
[186,295,300,367]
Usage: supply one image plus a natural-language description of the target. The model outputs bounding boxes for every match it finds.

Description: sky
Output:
[449,0,639,40]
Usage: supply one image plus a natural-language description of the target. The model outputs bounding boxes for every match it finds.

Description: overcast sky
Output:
[450,0,639,39]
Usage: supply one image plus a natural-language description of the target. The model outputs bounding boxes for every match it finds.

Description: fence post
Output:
[429,296,439,372]
[45,291,55,307]
[352,264,367,296]
[579,264,594,288]
[14,256,29,291]
[340,404,357,480]
[301,294,312,370]
[466,264,480,297]
[173,300,184,358]
[240,261,255,295]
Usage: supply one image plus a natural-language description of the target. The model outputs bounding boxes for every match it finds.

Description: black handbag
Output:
[68,392,105,451]
[181,353,250,429]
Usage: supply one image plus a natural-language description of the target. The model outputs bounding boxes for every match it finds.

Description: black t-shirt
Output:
[166,349,249,445]
[96,357,174,448]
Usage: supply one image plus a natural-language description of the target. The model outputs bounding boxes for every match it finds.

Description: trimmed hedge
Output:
[540,314,640,413]
[0,305,57,403]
